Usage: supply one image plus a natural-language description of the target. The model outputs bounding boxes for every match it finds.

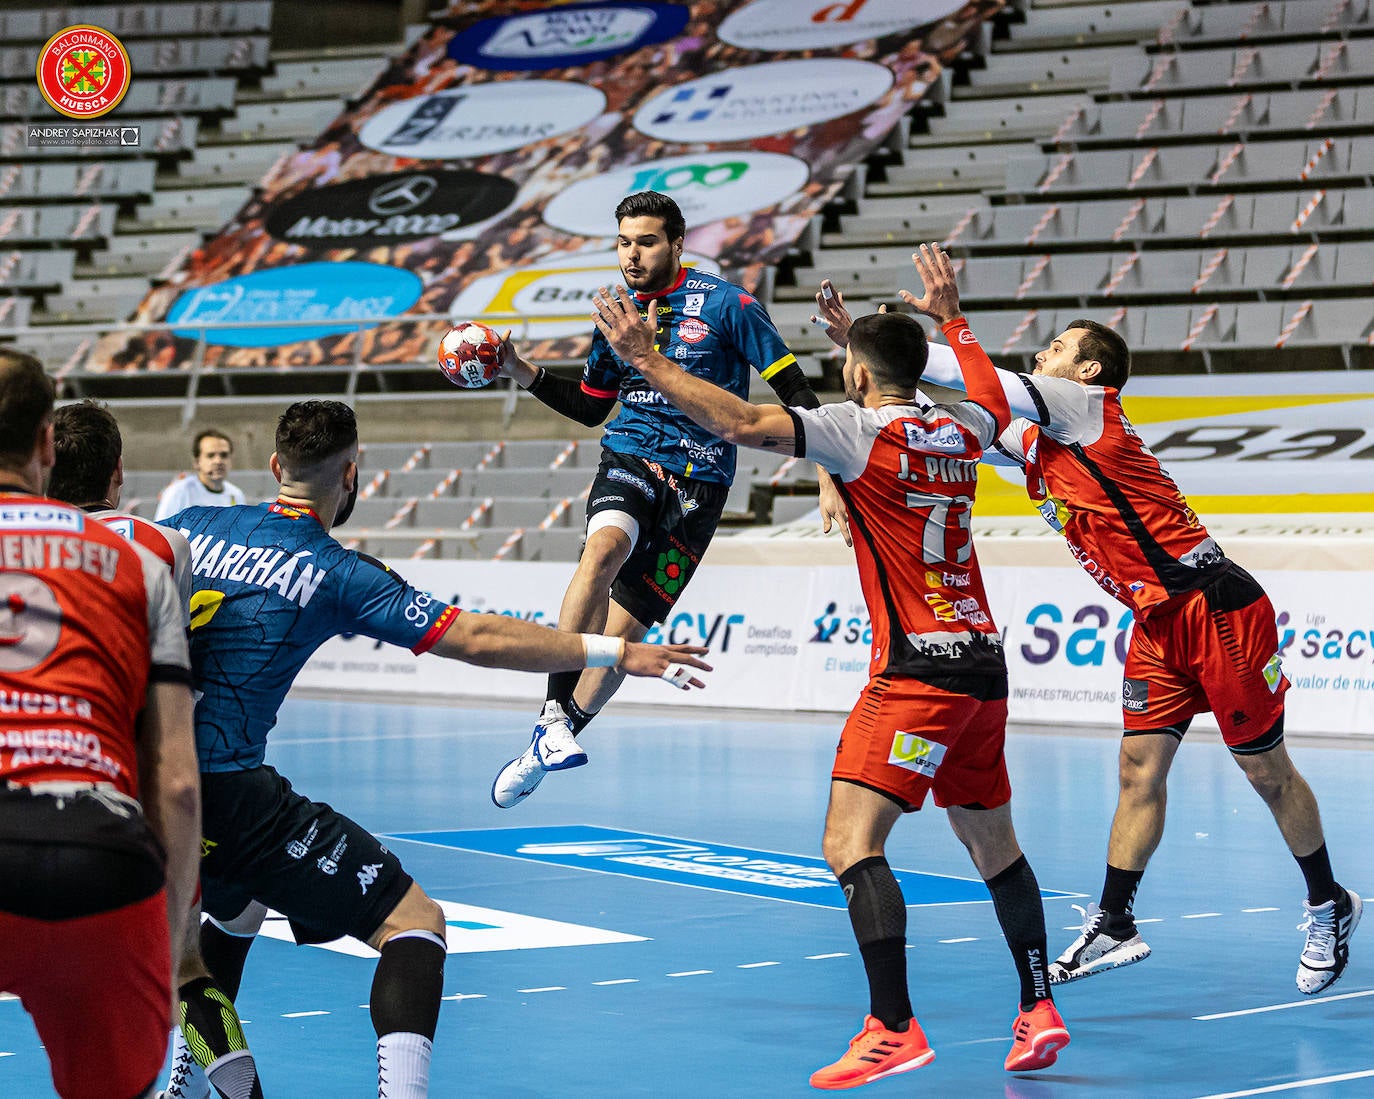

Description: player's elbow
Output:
[720,408,765,448]
[439,613,508,667]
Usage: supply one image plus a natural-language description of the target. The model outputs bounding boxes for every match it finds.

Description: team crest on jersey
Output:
[888,732,946,777]
[683,293,705,317]
[677,317,710,344]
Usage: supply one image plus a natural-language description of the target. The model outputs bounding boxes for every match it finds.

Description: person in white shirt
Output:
[154,429,246,520]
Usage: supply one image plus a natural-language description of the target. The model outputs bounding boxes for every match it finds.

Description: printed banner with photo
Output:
[295,559,1374,737]
[95,0,1003,374]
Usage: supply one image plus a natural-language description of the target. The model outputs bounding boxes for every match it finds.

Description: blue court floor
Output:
[3,698,1372,1098]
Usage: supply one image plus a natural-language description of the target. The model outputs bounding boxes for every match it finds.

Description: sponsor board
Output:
[447,1,689,71]
[388,826,1077,909]
[264,169,517,248]
[357,83,605,159]
[543,152,810,237]
[36,24,131,120]
[257,899,646,957]
[719,0,963,51]
[447,247,717,340]
[633,59,893,142]
[166,262,422,348]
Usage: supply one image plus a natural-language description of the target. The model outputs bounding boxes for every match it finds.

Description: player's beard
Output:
[622,252,678,295]
[334,480,359,527]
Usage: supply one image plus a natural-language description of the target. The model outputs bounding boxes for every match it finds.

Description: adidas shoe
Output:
[1048,903,1152,984]
[490,702,587,809]
[1004,1000,1070,1072]
[1296,888,1362,994]
[809,1015,935,1090]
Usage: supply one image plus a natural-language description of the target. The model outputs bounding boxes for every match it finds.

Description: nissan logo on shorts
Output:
[263,169,518,249]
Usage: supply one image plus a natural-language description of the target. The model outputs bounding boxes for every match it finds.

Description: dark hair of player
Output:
[848,312,930,393]
[49,399,121,505]
[614,190,686,244]
[1065,318,1132,390]
[275,400,358,478]
[193,429,234,458]
[0,349,55,467]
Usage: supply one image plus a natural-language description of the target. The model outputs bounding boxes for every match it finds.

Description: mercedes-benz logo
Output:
[368,175,438,215]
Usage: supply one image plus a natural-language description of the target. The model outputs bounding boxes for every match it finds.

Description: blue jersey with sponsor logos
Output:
[161,502,458,772]
[582,268,797,484]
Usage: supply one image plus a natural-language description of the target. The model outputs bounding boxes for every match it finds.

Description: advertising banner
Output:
[295,558,1374,737]
[102,0,1003,373]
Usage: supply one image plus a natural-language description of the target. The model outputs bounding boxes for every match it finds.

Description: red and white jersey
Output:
[793,398,1007,683]
[89,508,192,623]
[995,383,1225,617]
[0,493,190,797]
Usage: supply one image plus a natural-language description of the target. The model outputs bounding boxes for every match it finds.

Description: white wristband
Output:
[582,634,624,668]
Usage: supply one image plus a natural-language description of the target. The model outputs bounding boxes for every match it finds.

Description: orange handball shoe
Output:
[1004,1000,1071,1072]
[810,1015,935,1090]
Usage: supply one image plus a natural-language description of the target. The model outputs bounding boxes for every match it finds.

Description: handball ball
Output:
[438,321,505,389]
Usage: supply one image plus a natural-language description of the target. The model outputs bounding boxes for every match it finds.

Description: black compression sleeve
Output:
[526,368,618,427]
[764,362,820,410]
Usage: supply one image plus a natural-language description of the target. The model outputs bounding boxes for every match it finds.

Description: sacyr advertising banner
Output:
[102,0,1003,373]
[294,559,1374,737]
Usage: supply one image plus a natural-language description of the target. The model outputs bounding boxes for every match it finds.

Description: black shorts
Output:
[199,765,411,945]
[587,451,727,627]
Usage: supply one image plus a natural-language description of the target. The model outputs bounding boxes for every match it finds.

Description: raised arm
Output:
[589,286,801,454]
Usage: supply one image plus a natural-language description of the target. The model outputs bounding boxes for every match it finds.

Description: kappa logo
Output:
[888,732,946,778]
[367,174,438,216]
[357,863,382,894]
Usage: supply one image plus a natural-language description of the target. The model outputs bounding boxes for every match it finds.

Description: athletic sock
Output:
[1100,864,1145,931]
[378,1032,433,1099]
[985,855,1052,1009]
[178,977,262,1099]
[546,670,580,710]
[372,931,445,1099]
[1295,843,1341,906]
[837,856,912,1030]
[165,1029,213,1099]
[565,698,598,735]
[200,920,256,1002]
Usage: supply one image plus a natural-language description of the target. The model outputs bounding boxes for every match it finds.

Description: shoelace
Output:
[1298,906,1338,957]
[1069,902,1105,936]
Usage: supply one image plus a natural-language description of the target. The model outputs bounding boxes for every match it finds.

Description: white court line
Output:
[592,979,638,986]
[517,986,565,993]
[1136,917,1164,924]
[667,970,711,977]
[1192,1068,1374,1098]
[939,937,978,943]
[1195,988,1374,1020]
[1242,907,1280,913]
[738,961,780,969]
[281,1010,329,1019]
[1182,912,1222,919]
[441,993,486,1001]
[0,1052,13,1058]
[807,953,849,960]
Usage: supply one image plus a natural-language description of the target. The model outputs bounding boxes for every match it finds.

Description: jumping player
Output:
[588,248,1072,1088]
[158,400,710,1099]
[816,255,1359,993]
[0,351,200,1099]
[489,190,845,808]
[47,399,264,1099]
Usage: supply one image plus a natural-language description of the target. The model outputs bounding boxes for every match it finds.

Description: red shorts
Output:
[833,675,1011,812]
[1124,565,1288,749]
[0,889,170,1099]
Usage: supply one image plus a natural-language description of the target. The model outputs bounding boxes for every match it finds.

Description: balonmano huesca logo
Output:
[36,25,132,120]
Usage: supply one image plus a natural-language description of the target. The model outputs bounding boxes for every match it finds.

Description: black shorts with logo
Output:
[587,450,728,627]
[199,765,411,945]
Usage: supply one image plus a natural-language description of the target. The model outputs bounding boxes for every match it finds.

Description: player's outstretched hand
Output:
[810,279,853,348]
[621,642,712,690]
[898,243,963,327]
[592,285,658,367]
[496,329,515,377]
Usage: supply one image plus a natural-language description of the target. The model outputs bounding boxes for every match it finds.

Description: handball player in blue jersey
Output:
[492,190,848,807]
[158,400,709,1099]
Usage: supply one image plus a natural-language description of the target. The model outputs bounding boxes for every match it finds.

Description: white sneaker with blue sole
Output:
[490,701,587,808]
